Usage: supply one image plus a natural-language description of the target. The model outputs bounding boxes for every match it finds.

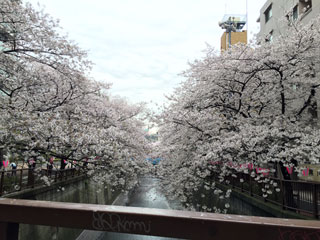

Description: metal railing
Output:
[223,172,320,218]
[0,198,319,240]
[0,167,83,196]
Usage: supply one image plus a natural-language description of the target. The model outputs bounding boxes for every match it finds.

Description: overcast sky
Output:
[25,0,266,110]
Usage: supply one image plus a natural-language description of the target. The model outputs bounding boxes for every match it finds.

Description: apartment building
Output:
[257,1,320,183]
[257,0,320,42]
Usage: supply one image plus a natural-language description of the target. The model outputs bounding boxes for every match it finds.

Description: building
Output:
[257,0,320,42]
[257,1,320,183]
[219,14,247,51]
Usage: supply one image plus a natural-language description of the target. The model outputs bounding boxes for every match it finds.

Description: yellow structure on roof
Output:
[221,30,247,51]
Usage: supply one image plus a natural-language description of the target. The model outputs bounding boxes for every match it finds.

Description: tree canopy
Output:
[157,16,320,212]
[0,0,150,189]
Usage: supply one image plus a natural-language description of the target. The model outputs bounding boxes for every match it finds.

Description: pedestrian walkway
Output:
[76,176,184,240]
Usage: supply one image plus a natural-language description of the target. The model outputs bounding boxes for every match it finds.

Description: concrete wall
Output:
[258,0,320,40]
[15,178,121,240]
[217,182,314,220]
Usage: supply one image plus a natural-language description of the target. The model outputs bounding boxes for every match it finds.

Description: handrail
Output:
[268,176,320,185]
[0,167,84,196]
[0,167,81,173]
[219,171,320,218]
[0,198,319,240]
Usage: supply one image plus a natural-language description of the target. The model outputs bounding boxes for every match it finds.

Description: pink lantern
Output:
[3,160,9,168]
[302,168,309,176]
[286,166,293,175]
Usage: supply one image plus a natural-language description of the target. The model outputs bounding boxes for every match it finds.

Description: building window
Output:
[286,5,299,23]
[299,0,312,14]
[293,5,298,20]
[0,30,10,43]
[264,4,272,23]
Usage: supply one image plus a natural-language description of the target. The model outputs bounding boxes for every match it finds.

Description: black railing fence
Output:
[0,167,83,196]
[222,172,319,218]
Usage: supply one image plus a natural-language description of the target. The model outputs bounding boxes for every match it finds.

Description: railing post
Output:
[313,184,318,219]
[264,182,267,202]
[296,188,300,214]
[19,169,23,191]
[32,169,35,188]
[232,176,234,189]
[249,175,252,196]
[0,222,19,240]
[27,168,35,188]
[280,178,285,209]
[0,171,4,196]
[241,173,243,192]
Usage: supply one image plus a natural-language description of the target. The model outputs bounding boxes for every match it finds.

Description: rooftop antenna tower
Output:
[218,14,247,49]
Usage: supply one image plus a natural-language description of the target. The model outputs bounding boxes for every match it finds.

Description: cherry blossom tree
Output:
[0,0,150,190]
[157,16,320,212]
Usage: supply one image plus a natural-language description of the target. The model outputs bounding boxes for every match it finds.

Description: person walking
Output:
[10,162,17,176]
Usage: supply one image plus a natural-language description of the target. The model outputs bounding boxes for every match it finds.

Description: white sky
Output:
[25,0,266,110]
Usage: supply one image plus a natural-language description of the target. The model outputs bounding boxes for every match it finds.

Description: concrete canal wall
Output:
[12,178,121,240]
